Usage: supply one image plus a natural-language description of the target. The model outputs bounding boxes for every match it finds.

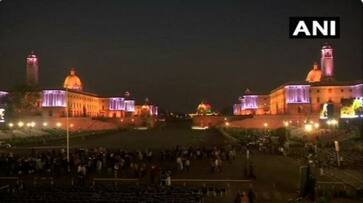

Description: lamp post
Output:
[66,88,70,163]
[334,140,340,167]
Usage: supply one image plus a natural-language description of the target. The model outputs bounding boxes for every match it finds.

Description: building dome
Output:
[197,101,212,115]
[306,63,322,83]
[64,68,83,90]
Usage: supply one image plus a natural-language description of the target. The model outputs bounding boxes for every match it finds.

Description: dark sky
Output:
[0,0,362,112]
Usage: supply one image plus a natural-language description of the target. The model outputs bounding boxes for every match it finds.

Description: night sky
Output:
[0,0,362,112]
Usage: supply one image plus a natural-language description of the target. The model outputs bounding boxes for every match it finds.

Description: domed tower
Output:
[63,68,83,91]
[321,43,334,81]
[26,51,39,86]
[306,62,322,83]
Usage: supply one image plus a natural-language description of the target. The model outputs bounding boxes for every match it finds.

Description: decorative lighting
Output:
[18,121,24,128]
[326,119,338,126]
[314,123,319,129]
[304,123,313,132]
[30,121,36,128]
[8,123,14,128]
[263,122,268,128]
[70,123,74,128]
[225,122,230,127]
[43,122,48,127]
[283,121,289,127]
[56,122,62,127]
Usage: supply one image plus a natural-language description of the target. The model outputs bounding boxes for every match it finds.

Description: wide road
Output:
[13,121,233,150]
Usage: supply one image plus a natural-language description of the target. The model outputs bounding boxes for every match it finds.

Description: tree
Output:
[5,85,41,118]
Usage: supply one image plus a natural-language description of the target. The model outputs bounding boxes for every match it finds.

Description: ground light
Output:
[326,119,338,126]
[304,123,313,132]
[17,121,24,128]
[283,121,289,127]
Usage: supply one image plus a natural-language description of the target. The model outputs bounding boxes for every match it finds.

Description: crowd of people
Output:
[0,128,360,202]
[0,144,241,184]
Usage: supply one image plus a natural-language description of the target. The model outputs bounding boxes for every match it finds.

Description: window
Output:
[341,89,344,92]
[317,97,320,103]
[317,89,320,93]
[328,88,332,93]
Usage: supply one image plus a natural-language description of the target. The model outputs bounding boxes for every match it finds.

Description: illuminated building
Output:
[306,63,322,83]
[233,89,270,115]
[41,89,105,117]
[134,98,159,117]
[196,102,213,115]
[64,68,83,91]
[234,44,363,118]
[40,70,158,118]
[26,52,39,86]
[0,91,8,124]
[321,43,334,80]
[2,65,158,119]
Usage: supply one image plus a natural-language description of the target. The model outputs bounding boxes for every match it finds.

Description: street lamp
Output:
[304,123,313,133]
[65,87,70,164]
[8,123,14,128]
[283,121,289,127]
[17,121,24,128]
[43,122,48,127]
[56,122,62,128]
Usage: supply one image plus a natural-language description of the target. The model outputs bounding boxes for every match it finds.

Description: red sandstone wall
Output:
[228,114,320,129]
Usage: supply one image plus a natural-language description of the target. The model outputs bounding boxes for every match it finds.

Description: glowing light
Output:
[56,122,62,127]
[70,123,74,128]
[18,121,24,127]
[0,91,8,96]
[304,124,313,132]
[42,90,66,107]
[192,126,209,130]
[225,122,230,127]
[263,122,268,128]
[30,122,36,128]
[326,119,338,126]
[321,44,334,78]
[125,100,135,112]
[109,97,125,111]
[340,97,363,119]
[285,85,310,104]
[283,121,289,127]
[314,123,319,129]
[8,123,14,128]
[0,108,4,123]
[43,122,48,127]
